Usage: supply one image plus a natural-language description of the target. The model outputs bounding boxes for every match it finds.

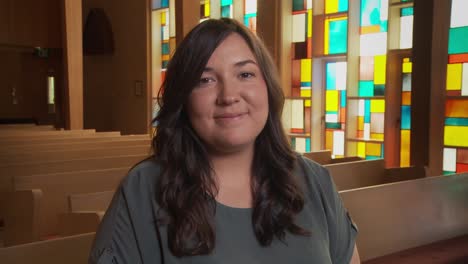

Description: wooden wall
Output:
[82,0,150,135]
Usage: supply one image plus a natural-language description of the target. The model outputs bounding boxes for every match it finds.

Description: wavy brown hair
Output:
[152,18,309,257]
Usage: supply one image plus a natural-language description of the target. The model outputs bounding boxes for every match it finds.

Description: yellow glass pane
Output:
[325,0,339,13]
[301,89,312,97]
[305,99,311,107]
[358,116,364,130]
[402,61,412,73]
[447,64,462,90]
[161,11,166,24]
[400,130,410,167]
[370,100,385,113]
[357,142,366,158]
[307,9,313,38]
[326,130,334,150]
[374,55,386,85]
[366,142,382,156]
[370,133,384,140]
[301,59,312,82]
[326,91,339,111]
[444,126,468,147]
[205,1,210,17]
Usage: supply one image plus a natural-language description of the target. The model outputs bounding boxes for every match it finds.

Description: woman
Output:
[89,18,359,264]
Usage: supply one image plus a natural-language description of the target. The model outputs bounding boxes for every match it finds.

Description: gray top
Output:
[89,155,357,264]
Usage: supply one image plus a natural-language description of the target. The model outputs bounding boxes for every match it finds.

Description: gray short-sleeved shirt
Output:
[89,155,358,264]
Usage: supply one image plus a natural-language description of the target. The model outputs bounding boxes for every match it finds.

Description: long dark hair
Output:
[152,18,309,257]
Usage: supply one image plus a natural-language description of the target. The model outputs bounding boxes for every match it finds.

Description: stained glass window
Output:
[152,0,169,9]
[244,0,257,32]
[325,0,348,14]
[324,16,348,54]
[286,0,313,152]
[325,61,347,157]
[400,57,412,166]
[220,0,233,18]
[443,0,468,174]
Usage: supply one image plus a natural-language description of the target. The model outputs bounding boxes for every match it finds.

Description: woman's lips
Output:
[214,112,248,125]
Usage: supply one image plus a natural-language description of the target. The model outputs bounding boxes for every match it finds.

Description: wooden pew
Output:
[14,167,129,237]
[325,159,426,191]
[0,131,122,145]
[0,189,42,246]
[59,190,115,236]
[303,150,362,165]
[0,145,152,164]
[341,172,468,262]
[0,129,96,139]
[0,124,55,132]
[1,138,151,153]
[0,232,95,264]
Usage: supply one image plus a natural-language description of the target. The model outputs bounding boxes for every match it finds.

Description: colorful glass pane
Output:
[400,58,412,167]
[244,0,257,32]
[200,0,210,19]
[152,0,169,9]
[325,17,348,54]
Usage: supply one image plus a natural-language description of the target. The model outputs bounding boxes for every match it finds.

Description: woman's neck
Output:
[209,146,254,208]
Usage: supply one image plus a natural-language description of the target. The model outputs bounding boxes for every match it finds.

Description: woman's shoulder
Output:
[295,153,335,196]
[120,156,163,192]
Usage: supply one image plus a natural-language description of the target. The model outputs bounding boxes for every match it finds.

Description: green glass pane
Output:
[293,0,305,11]
[326,123,342,129]
[221,5,231,17]
[448,27,468,54]
[374,84,385,96]
[359,81,374,96]
[329,19,348,54]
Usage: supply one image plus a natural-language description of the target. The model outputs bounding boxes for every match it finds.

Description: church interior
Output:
[0,0,467,263]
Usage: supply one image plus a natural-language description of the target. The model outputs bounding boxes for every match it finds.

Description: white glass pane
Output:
[370,113,385,133]
[292,14,306,43]
[451,0,468,28]
[306,0,313,9]
[380,0,389,21]
[399,15,413,49]
[360,33,387,56]
[292,99,304,129]
[364,123,371,140]
[296,137,307,153]
[333,131,345,156]
[336,62,347,90]
[245,0,257,14]
[282,99,292,130]
[463,63,468,96]
[359,99,365,116]
[402,73,412,91]
[443,148,457,172]
[326,113,339,123]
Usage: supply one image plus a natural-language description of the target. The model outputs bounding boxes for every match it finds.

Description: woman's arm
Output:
[350,244,361,264]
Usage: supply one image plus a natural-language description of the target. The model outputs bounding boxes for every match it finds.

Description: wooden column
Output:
[175,0,199,45]
[61,0,83,130]
[411,0,451,175]
[257,0,291,97]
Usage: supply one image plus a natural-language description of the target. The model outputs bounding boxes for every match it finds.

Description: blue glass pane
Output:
[326,63,337,90]
[161,43,169,55]
[306,138,311,152]
[341,90,347,107]
[401,7,414,16]
[445,118,468,126]
[329,19,348,54]
[221,0,232,6]
[339,0,349,12]
[359,81,374,96]
[401,105,411,129]
[364,100,371,123]
[152,0,169,9]
[221,5,231,17]
[361,0,382,26]
[374,85,385,96]
[366,155,381,160]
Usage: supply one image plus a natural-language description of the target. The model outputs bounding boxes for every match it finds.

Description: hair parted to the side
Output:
[152,18,309,257]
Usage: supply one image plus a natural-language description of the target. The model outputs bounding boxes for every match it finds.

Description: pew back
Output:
[341,172,468,261]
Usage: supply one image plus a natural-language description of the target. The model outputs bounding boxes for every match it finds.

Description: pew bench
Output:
[303,150,362,165]
[325,159,426,191]
[341,172,468,262]
[0,232,95,264]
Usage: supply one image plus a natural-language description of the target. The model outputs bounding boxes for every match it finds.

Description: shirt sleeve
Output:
[302,157,358,264]
[88,186,143,264]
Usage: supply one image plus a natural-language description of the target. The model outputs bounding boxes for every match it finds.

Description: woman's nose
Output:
[216,80,240,105]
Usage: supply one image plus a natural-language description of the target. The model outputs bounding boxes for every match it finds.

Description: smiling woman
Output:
[89,18,359,264]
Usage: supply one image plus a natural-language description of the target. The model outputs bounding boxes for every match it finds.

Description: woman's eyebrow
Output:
[234,59,257,67]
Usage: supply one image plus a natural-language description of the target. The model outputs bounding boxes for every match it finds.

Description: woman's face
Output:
[186,33,269,155]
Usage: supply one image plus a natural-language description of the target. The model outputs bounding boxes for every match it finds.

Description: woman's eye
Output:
[239,72,255,79]
[199,77,214,85]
